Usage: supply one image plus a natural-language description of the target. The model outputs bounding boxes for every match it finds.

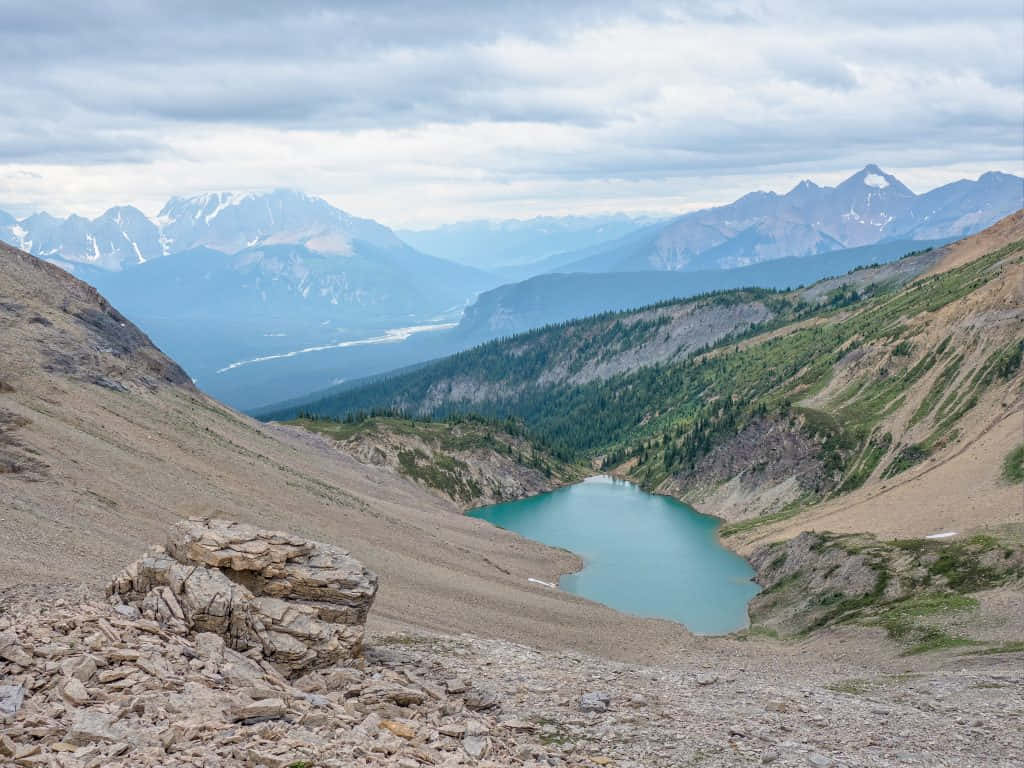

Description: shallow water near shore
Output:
[469,475,760,634]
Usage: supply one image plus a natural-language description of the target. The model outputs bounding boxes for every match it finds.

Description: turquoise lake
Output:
[469,475,760,634]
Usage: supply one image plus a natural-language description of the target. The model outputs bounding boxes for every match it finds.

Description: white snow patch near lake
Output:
[528,578,557,588]
[925,531,958,539]
[864,173,889,188]
[216,322,457,373]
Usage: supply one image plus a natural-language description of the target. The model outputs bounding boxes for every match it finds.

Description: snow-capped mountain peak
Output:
[154,188,401,256]
[1,169,1020,273]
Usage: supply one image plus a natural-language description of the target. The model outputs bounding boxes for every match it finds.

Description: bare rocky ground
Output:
[2,520,1022,768]
[2,581,1023,768]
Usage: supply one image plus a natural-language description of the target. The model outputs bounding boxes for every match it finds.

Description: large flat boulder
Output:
[108,518,378,675]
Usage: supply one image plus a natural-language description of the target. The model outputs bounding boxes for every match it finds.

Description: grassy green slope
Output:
[272,239,1023,514]
[289,414,584,506]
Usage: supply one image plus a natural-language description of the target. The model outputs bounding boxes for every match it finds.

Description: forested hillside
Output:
[287,413,583,508]
[271,213,1024,528]
[456,238,950,339]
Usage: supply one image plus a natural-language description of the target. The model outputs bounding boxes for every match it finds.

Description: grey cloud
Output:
[763,51,859,91]
[0,0,1019,205]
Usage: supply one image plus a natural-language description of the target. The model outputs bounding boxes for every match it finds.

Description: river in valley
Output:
[468,475,760,634]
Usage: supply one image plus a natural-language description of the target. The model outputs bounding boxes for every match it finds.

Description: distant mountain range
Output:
[0,189,428,271]
[0,204,160,271]
[0,190,497,408]
[1,167,1018,410]
[455,238,952,340]
[398,214,658,272]
[515,166,1022,275]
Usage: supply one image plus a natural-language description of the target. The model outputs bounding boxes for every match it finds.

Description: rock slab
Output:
[0,684,24,715]
[108,517,378,675]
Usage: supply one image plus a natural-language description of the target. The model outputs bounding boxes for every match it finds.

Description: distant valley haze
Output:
[0,1,1020,409]
[1,165,1019,409]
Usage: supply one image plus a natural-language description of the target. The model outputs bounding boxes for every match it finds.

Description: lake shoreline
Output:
[468,474,760,635]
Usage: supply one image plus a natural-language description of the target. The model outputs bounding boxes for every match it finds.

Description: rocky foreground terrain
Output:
[3,520,1023,768]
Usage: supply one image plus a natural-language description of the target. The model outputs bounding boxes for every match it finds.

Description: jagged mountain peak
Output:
[553,166,1020,273]
[158,188,317,218]
[790,179,820,191]
[155,187,401,255]
[977,170,1021,184]
[734,189,779,204]
[100,205,151,225]
[837,164,913,195]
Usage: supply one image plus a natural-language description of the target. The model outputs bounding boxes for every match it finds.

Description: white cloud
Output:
[0,2,1020,225]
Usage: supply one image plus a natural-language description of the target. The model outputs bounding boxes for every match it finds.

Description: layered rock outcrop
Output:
[108,518,378,675]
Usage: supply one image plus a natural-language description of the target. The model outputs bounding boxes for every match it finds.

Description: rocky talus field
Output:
[3,521,1023,768]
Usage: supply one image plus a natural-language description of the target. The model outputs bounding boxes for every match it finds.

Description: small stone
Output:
[0,685,25,715]
[13,743,40,760]
[246,749,293,768]
[0,631,32,667]
[381,719,416,740]
[113,603,140,620]
[580,691,612,712]
[464,687,498,710]
[463,735,490,759]
[766,699,788,713]
[762,747,781,764]
[697,673,718,686]
[229,697,287,723]
[62,677,90,706]
[466,720,489,737]
[300,692,330,708]
[445,678,467,694]
[808,754,833,768]
[442,697,463,715]
[159,726,180,752]
[66,711,127,746]
[70,656,98,683]
[324,667,362,691]
[0,734,16,757]
[97,667,132,684]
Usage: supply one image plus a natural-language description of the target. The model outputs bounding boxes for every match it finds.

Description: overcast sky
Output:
[0,1,1021,227]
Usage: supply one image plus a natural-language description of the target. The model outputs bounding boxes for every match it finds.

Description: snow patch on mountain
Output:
[10,224,28,250]
[864,173,889,188]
